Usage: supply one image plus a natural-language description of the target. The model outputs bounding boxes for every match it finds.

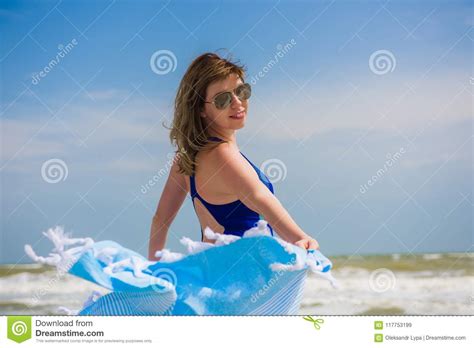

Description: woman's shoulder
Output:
[194,141,228,171]
[196,142,240,175]
[210,144,256,185]
[205,141,240,165]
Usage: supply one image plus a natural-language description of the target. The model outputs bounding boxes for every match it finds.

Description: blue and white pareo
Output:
[25,221,336,315]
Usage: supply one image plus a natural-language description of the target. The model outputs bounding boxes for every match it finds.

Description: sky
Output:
[0,0,472,264]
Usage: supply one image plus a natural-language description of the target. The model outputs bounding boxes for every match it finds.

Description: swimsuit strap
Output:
[189,175,203,202]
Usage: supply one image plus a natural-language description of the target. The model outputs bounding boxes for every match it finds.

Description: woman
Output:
[148,52,319,261]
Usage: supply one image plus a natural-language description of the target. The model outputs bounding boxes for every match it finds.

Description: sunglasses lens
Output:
[214,92,232,109]
[236,83,251,100]
[212,83,252,110]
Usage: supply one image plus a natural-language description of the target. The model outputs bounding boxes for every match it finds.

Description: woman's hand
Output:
[294,235,320,250]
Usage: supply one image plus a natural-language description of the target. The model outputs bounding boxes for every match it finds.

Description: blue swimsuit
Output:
[189,138,275,239]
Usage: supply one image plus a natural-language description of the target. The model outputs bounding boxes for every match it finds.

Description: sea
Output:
[1,253,472,315]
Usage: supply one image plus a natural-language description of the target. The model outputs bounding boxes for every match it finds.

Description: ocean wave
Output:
[329,253,474,274]
[422,253,442,260]
[0,271,107,313]
[301,270,474,315]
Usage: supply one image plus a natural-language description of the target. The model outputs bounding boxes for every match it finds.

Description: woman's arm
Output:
[148,156,189,260]
[213,144,319,250]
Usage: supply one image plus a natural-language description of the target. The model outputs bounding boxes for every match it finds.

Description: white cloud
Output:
[1,94,173,173]
[246,73,471,141]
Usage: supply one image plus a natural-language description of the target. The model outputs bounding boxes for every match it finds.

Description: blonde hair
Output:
[169,52,246,176]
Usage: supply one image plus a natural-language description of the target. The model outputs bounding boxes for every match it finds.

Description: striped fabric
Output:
[26,225,334,315]
[79,290,177,316]
[248,270,307,315]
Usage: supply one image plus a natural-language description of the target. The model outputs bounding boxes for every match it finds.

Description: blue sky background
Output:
[1,0,472,264]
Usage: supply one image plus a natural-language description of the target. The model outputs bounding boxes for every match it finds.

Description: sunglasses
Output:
[204,83,252,110]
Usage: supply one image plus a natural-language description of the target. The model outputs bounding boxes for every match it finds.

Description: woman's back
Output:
[187,138,274,240]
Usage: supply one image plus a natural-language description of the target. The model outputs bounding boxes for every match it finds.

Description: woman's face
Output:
[201,73,248,132]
